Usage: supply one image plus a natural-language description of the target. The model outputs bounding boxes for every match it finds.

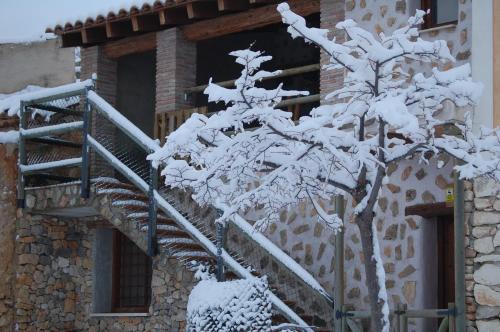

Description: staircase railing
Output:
[18,80,327,326]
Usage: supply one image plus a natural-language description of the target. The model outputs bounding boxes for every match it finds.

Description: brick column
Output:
[320,0,345,104]
[80,46,117,106]
[156,28,197,114]
[0,140,17,330]
[80,46,117,177]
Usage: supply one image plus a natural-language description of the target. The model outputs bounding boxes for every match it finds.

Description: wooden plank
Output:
[217,0,249,11]
[182,0,319,41]
[102,32,156,59]
[105,20,133,38]
[81,26,107,44]
[61,32,83,48]
[405,202,453,218]
[131,14,161,32]
[187,1,219,19]
[159,7,190,25]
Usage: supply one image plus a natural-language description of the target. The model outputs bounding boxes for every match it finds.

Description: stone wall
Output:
[14,212,195,332]
[466,178,500,332]
[260,156,455,331]
[346,0,471,64]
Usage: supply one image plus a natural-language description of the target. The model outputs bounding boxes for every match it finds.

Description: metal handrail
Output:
[83,91,311,329]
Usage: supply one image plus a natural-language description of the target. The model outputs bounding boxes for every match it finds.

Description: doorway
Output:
[437,214,455,309]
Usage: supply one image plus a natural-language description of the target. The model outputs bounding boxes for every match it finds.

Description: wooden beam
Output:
[102,32,156,59]
[182,0,319,41]
[131,14,161,32]
[405,202,453,218]
[81,26,107,44]
[105,20,133,38]
[159,7,190,25]
[61,32,82,48]
[217,0,249,11]
[187,1,219,19]
[249,0,278,3]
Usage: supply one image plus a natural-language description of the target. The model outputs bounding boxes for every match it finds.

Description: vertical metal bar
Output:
[454,173,465,332]
[147,162,158,257]
[400,303,408,332]
[17,101,27,208]
[334,195,345,332]
[395,304,401,332]
[448,302,456,332]
[341,305,347,332]
[216,221,226,282]
[80,87,92,198]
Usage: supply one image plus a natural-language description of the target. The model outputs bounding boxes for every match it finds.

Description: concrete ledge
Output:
[89,312,150,317]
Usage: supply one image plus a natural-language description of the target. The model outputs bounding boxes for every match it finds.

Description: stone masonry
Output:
[465,178,500,332]
[14,202,195,331]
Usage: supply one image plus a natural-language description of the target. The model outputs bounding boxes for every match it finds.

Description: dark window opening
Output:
[195,13,321,119]
[421,0,458,29]
[112,231,152,313]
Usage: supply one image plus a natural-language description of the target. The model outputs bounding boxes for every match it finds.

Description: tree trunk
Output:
[356,213,386,332]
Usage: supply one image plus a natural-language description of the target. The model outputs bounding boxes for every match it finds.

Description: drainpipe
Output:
[334,196,345,332]
[454,173,465,332]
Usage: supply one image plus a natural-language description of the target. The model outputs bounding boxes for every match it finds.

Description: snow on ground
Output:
[0,85,50,117]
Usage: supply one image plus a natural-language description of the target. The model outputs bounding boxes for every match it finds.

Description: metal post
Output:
[448,303,456,332]
[17,101,27,208]
[147,162,158,257]
[216,221,226,282]
[454,174,465,332]
[400,303,408,332]
[394,304,401,332]
[80,87,92,198]
[334,195,345,332]
[341,305,348,332]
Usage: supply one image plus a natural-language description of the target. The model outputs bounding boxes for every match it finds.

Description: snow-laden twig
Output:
[150,4,499,331]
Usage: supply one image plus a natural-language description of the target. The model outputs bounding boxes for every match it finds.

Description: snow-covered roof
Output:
[48,0,159,32]
[45,0,286,47]
[0,33,56,45]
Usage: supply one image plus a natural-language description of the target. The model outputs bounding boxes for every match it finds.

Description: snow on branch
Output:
[150,4,500,331]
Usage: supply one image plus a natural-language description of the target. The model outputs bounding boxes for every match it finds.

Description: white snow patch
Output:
[0,130,18,144]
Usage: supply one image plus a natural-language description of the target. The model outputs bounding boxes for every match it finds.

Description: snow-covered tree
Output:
[149,3,500,331]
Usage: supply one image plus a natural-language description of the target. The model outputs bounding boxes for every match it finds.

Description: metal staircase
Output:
[16,80,335,331]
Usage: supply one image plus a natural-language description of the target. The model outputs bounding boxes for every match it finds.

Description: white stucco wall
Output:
[0,38,75,94]
[471,0,493,131]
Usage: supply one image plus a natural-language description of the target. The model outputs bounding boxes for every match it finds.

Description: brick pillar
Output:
[80,46,117,177]
[320,0,345,104]
[80,46,117,106]
[0,140,17,330]
[156,28,197,114]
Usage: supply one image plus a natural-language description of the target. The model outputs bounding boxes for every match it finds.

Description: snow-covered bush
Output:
[186,277,272,332]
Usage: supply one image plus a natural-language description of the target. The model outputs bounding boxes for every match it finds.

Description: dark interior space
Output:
[117,51,156,136]
[195,13,320,116]
[115,51,156,182]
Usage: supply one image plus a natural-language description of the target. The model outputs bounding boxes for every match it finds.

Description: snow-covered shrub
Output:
[186,277,272,332]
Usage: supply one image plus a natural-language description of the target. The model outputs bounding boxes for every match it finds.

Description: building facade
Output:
[0,0,499,331]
